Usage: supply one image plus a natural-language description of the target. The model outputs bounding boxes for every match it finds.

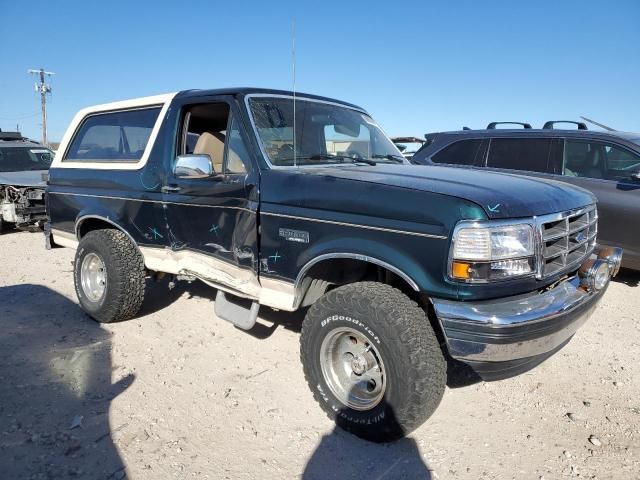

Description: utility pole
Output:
[28,68,55,145]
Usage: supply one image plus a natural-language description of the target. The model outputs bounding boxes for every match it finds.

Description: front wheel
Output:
[300,282,446,442]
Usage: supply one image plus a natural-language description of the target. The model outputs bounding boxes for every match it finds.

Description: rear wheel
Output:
[74,229,145,323]
[300,282,446,442]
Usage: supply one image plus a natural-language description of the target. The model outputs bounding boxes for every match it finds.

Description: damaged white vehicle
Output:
[0,131,52,233]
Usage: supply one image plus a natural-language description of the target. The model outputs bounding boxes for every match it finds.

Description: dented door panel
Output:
[160,96,261,291]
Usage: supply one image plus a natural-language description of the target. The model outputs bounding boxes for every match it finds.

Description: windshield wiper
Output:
[317,154,377,166]
[278,154,378,166]
[370,154,406,163]
[303,154,377,166]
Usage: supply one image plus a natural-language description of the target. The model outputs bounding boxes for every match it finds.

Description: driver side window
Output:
[603,144,640,180]
[223,115,249,175]
[563,140,640,181]
[178,103,249,175]
[179,103,229,173]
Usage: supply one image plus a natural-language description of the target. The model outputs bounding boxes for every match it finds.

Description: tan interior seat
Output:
[194,132,225,172]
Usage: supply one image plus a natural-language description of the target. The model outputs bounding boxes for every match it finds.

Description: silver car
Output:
[0,131,53,233]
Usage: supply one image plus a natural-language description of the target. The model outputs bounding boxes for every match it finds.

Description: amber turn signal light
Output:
[451,261,471,280]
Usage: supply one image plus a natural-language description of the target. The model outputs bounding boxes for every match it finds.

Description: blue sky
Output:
[1,0,638,142]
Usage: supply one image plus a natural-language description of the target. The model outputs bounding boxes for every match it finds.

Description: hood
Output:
[0,170,47,188]
[304,164,595,219]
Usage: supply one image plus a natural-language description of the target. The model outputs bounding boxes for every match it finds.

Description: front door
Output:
[160,98,261,297]
[556,138,640,269]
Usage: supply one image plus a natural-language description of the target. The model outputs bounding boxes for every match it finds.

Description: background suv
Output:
[0,130,52,233]
[412,121,640,271]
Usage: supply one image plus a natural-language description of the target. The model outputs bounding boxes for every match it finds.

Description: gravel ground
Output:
[1,230,638,479]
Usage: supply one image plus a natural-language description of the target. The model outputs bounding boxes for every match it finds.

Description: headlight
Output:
[450,222,536,282]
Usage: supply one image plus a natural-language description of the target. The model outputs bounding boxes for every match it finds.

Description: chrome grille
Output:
[536,206,597,278]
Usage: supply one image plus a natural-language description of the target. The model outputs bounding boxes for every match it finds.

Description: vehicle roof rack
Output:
[542,120,588,130]
[486,122,532,129]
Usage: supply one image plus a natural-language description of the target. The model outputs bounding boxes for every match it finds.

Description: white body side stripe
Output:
[50,227,297,311]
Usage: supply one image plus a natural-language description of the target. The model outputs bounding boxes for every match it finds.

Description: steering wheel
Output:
[278,144,295,157]
[345,150,365,160]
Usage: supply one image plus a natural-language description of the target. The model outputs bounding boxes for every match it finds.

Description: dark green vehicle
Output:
[46,90,622,441]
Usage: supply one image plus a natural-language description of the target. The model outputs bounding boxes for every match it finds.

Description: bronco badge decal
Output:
[279,228,310,244]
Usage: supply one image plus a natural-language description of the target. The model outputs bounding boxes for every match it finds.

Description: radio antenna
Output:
[292,19,297,168]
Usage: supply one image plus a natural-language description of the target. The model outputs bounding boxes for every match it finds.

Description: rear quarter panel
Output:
[46,94,176,246]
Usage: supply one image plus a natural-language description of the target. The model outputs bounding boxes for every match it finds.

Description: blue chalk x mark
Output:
[268,252,281,262]
[488,203,501,213]
[209,224,219,234]
[149,227,164,240]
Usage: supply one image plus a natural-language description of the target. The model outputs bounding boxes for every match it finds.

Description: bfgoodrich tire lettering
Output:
[73,229,145,323]
[300,282,446,442]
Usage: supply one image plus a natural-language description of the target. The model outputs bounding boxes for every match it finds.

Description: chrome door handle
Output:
[161,185,181,193]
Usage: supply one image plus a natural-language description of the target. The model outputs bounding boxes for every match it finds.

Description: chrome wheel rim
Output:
[80,252,107,302]
[319,327,386,411]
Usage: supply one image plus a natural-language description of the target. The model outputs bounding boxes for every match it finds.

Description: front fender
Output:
[290,234,457,301]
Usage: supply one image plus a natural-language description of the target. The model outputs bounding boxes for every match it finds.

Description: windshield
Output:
[0,147,53,172]
[248,97,405,166]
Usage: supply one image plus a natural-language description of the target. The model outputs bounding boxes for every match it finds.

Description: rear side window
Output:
[486,138,551,173]
[431,139,483,166]
[65,107,161,162]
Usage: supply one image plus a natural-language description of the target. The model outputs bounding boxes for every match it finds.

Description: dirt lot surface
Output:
[1,230,639,479]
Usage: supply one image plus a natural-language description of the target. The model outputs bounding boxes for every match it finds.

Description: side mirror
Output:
[174,154,214,179]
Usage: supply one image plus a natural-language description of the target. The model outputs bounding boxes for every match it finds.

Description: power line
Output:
[28,68,55,145]
[0,111,40,120]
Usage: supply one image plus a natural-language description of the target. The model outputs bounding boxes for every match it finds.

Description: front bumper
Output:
[432,253,619,380]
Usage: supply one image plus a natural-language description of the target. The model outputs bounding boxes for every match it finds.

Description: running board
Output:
[214,291,260,330]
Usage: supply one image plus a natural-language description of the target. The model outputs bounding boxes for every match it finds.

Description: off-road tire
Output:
[74,229,145,323]
[300,282,446,443]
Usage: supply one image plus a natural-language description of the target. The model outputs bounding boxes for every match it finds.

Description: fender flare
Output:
[295,252,420,292]
[75,213,141,254]
[292,246,430,309]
